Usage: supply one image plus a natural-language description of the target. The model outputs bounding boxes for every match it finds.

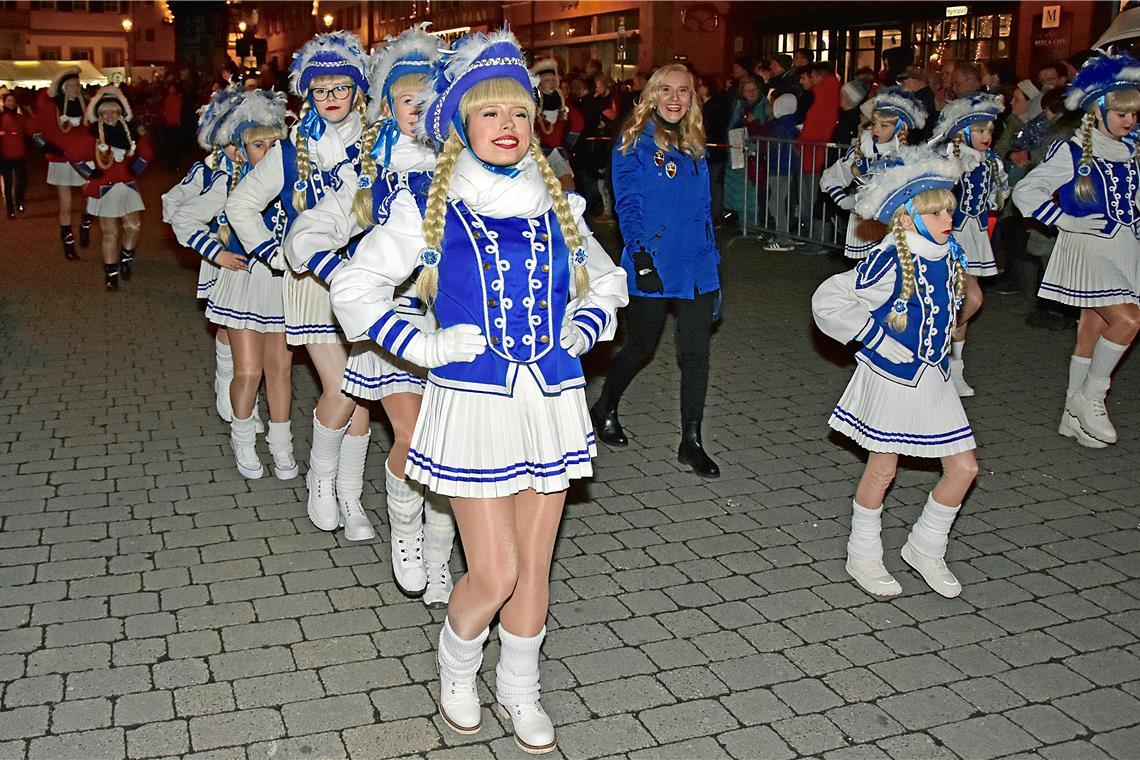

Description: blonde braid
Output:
[292,102,313,212]
[953,257,966,315]
[352,117,384,228]
[951,132,963,158]
[217,152,245,247]
[886,213,916,332]
[1075,111,1096,203]
[415,134,465,305]
[852,126,867,178]
[897,124,909,146]
[531,142,589,296]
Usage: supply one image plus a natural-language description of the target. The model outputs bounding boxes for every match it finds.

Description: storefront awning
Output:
[0,60,108,89]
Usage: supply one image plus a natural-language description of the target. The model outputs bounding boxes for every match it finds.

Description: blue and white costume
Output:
[820,87,927,260]
[928,94,1010,277]
[812,150,975,457]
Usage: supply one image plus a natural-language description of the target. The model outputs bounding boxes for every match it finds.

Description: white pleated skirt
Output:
[341,310,434,400]
[46,161,85,187]
[844,215,886,260]
[829,361,976,458]
[284,272,343,346]
[205,261,286,333]
[86,184,144,218]
[197,259,219,300]
[406,368,596,498]
[954,216,997,277]
[1038,226,1140,307]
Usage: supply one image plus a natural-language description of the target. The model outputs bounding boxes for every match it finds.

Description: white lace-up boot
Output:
[422,491,456,608]
[307,415,347,531]
[496,626,556,754]
[336,432,375,541]
[901,494,963,598]
[386,460,427,596]
[437,619,487,735]
[846,501,901,597]
[266,420,299,480]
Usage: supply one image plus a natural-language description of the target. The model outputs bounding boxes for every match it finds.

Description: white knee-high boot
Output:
[214,336,233,423]
[307,415,347,531]
[266,420,299,480]
[336,432,376,541]
[496,626,556,754]
[422,491,456,608]
[386,459,426,596]
[230,414,263,479]
[438,618,487,735]
[901,494,962,598]
[846,501,901,597]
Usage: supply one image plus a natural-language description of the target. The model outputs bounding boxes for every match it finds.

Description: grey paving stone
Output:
[247,731,348,760]
[1055,687,1140,732]
[717,726,795,760]
[28,727,124,760]
[875,686,976,731]
[577,675,674,716]
[870,654,963,693]
[563,646,656,685]
[66,665,151,700]
[233,670,325,709]
[342,719,443,759]
[370,684,437,721]
[3,673,63,708]
[995,663,1094,702]
[188,708,285,751]
[771,713,848,755]
[0,704,50,741]
[930,715,1039,759]
[50,697,112,734]
[826,702,904,743]
[638,698,738,744]
[125,720,190,759]
[710,653,802,690]
[656,664,729,700]
[1005,704,1087,745]
[627,736,732,760]
[114,690,175,726]
[174,684,236,718]
[281,693,374,735]
[555,715,656,760]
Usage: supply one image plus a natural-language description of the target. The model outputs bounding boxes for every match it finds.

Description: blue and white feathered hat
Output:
[416,27,537,145]
[289,30,369,96]
[196,85,244,150]
[1064,52,1140,112]
[871,86,928,131]
[854,146,967,224]
[366,23,441,124]
[927,92,1004,145]
[216,89,289,148]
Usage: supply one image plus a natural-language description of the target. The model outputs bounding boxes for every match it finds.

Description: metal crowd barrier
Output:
[736,136,848,251]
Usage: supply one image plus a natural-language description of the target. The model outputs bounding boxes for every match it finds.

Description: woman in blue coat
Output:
[592,63,722,478]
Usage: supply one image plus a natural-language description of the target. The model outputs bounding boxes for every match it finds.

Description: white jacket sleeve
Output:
[225,142,286,269]
[330,219,425,348]
[1012,140,1073,227]
[820,148,857,206]
[164,164,229,263]
[282,178,362,284]
[812,249,898,351]
[564,193,630,353]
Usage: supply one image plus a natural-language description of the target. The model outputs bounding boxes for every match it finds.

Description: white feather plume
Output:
[873,88,928,130]
[366,23,441,124]
[927,93,1004,145]
[854,146,965,222]
[216,89,289,147]
[1064,57,1140,111]
[288,30,368,96]
[196,86,243,151]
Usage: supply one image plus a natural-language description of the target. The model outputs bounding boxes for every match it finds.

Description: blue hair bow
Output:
[370,117,402,168]
[299,96,326,141]
[948,236,968,270]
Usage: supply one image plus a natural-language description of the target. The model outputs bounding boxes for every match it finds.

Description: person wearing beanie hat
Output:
[822,87,927,260]
[30,66,93,259]
[927,93,1010,397]
[1014,52,1140,449]
[293,24,459,603]
[70,85,153,291]
[813,146,978,600]
[333,28,627,752]
[226,30,373,537]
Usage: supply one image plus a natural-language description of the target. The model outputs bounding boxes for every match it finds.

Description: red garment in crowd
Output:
[797,73,840,174]
[69,127,154,199]
[30,89,90,163]
[0,108,28,160]
[536,113,568,151]
[161,91,183,127]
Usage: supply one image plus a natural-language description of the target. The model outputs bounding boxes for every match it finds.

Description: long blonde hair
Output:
[416,77,588,304]
[219,125,286,247]
[618,64,705,159]
[352,72,427,228]
[886,188,964,333]
[293,74,367,212]
[1076,88,1140,202]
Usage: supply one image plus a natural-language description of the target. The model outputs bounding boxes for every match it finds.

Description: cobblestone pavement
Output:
[1,162,1139,760]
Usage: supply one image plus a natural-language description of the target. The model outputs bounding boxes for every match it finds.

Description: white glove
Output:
[838,195,857,212]
[312,127,349,172]
[403,324,486,369]
[871,334,914,365]
[560,320,590,358]
[1056,213,1107,235]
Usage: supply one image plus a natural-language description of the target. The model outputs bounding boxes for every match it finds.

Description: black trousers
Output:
[599,291,717,426]
[0,159,27,215]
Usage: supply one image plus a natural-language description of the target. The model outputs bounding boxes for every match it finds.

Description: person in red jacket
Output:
[0,92,29,219]
[31,67,93,259]
[796,61,840,237]
[72,86,152,291]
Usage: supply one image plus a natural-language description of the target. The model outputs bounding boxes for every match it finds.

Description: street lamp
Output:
[323,13,334,28]
[238,20,247,33]
[121,17,133,84]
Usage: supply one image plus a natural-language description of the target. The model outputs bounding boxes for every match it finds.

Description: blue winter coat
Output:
[612,122,721,299]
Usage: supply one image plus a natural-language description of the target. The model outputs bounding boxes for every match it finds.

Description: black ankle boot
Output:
[677,421,719,479]
[79,213,93,248]
[61,226,78,260]
[590,398,628,447]
[104,263,119,292]
[119,249,134,281]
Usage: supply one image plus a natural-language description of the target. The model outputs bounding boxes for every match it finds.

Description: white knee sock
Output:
[439,618,487,678]
[336,432,370,504]
[906,494,960,560]
[423,491,457,565]
[496,625,545,706]
[310,414,348,479]
[1083,337,1127,400]
[386,459,425,538]
[1067,355,1092,398]
[951,340,964,362]
[215,336,233,383]
[848,501,885,562]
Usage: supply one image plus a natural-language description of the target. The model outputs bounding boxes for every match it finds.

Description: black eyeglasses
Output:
[311,84,353,102]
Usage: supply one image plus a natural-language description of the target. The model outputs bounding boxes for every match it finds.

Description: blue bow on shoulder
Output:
[948,236,968,270]
[370,117,402,167]
[298,96,326,141]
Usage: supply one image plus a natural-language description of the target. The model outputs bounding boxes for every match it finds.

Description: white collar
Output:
[386,134,436,173]
[449,150,551,218]
[860,130,898,158]
[1091,128,1132,161]
[903,230,949,261]
[332,111,362,145]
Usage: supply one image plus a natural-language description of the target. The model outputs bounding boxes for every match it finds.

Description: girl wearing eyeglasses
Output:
[227,31,374,536]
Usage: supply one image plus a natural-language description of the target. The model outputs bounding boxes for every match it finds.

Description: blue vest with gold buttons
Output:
[428,200,586,397]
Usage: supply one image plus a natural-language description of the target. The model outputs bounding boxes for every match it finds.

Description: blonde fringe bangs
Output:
[458,78,536,123]
[618,64,705,159]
